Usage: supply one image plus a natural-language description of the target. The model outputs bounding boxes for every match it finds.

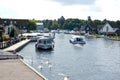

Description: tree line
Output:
[41,16,120,30]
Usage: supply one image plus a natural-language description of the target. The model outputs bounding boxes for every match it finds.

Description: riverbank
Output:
[108,36,120,41]
[93,34,120,41]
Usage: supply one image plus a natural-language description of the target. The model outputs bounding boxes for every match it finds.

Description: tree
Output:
[93,20,102,25]
[63,18,81,30]
[47,20,52,29]
[43,19,48,28]
[58,16,65,29]
[0,26,4,42]
[116,20,120,29]
[27,19,37,31]
[43,20,53,29]
[10,28,15,37]
[88,16,92,24]
[102,19,107,24]
[51,20,59,29]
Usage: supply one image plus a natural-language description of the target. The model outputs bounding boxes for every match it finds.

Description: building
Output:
[84,23,93,33]
[99,22,118,35]
[35,22,44,32]
[0,18,29,36]
[0,18,29,29]
[36,22,44,30]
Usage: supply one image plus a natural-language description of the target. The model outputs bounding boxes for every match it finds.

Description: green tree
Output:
[43,20,53,29]
[64,18,81,30]
[10,28,15,37]
[47,20,52,29]
[58,16,65,29]
[88,16,92,24]
[93,20,102,25]
[27,19,37,31]
[51,20,59,29]
[102,19,107,24]
[0,26,4,42]
[116,20,120,28]
[43,20,48,28]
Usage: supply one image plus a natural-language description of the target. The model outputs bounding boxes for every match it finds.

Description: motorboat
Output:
[69,35,86,44]
[35,36,54,50]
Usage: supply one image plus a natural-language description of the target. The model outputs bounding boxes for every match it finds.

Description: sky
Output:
[0,0,120,21]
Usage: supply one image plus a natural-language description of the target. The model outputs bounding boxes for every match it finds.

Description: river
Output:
[18,33,120,80]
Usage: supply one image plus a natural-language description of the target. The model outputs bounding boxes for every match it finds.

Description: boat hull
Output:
[35,44,54,50]
[69,40,86,44]
[69,35,86,44]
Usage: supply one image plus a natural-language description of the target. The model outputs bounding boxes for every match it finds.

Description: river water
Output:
[18,33,120,80]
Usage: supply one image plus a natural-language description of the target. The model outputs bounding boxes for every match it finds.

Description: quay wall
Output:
[3,39,30,53]
[15,39,31,52]
[21,59,48,80]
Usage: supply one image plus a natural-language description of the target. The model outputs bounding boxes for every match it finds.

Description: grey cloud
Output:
[51,0,96,5]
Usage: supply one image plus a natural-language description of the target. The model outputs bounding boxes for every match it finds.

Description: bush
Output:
[2,35,10,41]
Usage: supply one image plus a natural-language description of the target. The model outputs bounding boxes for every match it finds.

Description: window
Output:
[106,26,109,32]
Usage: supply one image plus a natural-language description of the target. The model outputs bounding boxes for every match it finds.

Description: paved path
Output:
[0,39,47,80]
[0,59,47,80]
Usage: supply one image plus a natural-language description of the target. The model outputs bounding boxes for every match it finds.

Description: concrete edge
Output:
[0,50,23,60]
[3,39,30,53]
[15,39,30,52]
[20,59,48,80]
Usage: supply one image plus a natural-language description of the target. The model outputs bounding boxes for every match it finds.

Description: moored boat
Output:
[35,36,54,50]
[19,33,42,42]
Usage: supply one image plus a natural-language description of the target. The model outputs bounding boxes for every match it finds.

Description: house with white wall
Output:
[99,22,118,35]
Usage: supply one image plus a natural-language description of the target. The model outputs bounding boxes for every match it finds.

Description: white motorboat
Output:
[69,35,86,44]
[35,36,54,50]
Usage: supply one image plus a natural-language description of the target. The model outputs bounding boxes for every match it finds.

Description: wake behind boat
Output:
[69,35,86,44]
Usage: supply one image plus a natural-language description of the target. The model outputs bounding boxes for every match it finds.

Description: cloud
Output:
[0,7,17,18]
[93,0,120,20]
[50,0,96,5]
[0,0,120,20]
[90,6,102,12]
